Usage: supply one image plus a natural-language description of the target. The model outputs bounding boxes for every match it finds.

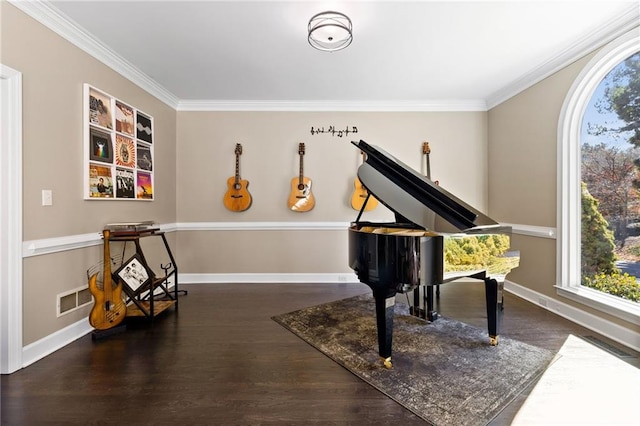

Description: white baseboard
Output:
[505,280,640,353]
[181,272,360,284]
[22,317,93,369]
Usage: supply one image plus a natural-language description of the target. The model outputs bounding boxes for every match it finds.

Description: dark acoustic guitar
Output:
[88,229,126,330]
[288,142,315,212]
[350,150,379,211]
[223,143,252,212]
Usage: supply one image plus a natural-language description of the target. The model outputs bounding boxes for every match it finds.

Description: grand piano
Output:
[348,140,520,368]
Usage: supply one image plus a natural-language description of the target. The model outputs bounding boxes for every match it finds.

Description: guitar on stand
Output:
[288,142,315,212]
[88,229,127,331]
[350,151,378,211]
[223,143,252,212]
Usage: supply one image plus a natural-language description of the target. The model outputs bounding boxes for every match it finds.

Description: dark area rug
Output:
[272,294,555,426]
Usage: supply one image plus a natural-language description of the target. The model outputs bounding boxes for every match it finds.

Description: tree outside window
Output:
[581,51,640,303]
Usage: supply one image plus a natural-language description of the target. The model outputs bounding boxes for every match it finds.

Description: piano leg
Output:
[484,278,504,346]
[425,285,439,321]
[373,291,395,369]
[410,286,423,318]
[409,285,439,321]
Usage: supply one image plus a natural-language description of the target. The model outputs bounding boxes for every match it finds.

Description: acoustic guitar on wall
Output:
[223,143,252,212]
[88,229,127,330]
[288,142,315,212]
[350,150,378,211]
[423,141,439,185]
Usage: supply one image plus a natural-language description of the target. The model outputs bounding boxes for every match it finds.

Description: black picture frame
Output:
[89,127,114,163]
[136,112,153,144]
[114,254,152,292]
[136,143,153,171]
[115,167,135,198]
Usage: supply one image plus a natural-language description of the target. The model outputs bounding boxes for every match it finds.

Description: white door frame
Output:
[1,63,24,374]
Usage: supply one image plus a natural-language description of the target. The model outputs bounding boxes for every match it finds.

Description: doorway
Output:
[1,64,23,374]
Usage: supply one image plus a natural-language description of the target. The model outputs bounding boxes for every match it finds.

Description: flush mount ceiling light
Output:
[308,11,353,52]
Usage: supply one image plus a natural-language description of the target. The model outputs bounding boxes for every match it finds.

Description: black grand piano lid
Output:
[353,139,505,233]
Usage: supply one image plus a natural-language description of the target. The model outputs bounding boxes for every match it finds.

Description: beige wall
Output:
[176,111,488,272]
[488,52,639,331]
[2,3,177,344]
[487,56,592,301]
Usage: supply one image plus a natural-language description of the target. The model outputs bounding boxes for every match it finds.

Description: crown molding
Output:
[10,0,180,109]
[486,5,640,109]
[176,99,488,112]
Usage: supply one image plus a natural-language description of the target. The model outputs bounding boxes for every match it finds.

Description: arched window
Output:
[558,28,640,323]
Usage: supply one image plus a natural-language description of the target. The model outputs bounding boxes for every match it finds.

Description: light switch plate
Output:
[42,189,52,206]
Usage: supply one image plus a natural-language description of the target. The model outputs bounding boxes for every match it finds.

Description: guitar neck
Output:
[423,142,431,179]
[102,229,112,293]
[235,154,240,184]
[425,154,431,179]
[299,153,304,185]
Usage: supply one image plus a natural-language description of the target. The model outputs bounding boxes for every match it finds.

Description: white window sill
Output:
[556,285,640,325]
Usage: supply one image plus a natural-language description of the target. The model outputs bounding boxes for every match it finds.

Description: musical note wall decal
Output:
[310,125,358,137]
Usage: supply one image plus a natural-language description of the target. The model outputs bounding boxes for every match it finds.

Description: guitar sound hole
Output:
[298,184,305,191]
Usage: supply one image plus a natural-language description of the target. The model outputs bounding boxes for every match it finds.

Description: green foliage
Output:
[581,182,618,275]
[582,272,640,302]
[580,52,640,304]
[444,234,512,273]
[606,54,640,147]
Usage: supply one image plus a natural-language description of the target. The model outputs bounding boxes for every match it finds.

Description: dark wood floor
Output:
[2,282,638,425]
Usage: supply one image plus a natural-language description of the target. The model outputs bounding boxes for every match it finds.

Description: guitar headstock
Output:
[422,142,430,155]
[298,142,306,155]
[235,143,243,156]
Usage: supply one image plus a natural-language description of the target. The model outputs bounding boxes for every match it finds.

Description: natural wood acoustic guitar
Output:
[88,229,127,330]
[223,143,252,212]
[423,141,439,185]
[288,142,315,212]
[350,150,379,211]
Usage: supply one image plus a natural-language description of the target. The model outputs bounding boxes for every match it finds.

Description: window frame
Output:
[557,28,640,323]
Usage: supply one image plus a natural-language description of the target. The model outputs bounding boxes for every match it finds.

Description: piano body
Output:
[348,140,520,368]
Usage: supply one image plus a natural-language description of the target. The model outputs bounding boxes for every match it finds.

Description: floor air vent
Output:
[57,286,93,317]
[581,335,635,358]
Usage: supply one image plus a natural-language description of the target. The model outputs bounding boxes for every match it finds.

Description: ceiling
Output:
[30,1,640,109]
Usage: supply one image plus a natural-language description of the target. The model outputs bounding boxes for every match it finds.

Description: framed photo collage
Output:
[84,84,154,200]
